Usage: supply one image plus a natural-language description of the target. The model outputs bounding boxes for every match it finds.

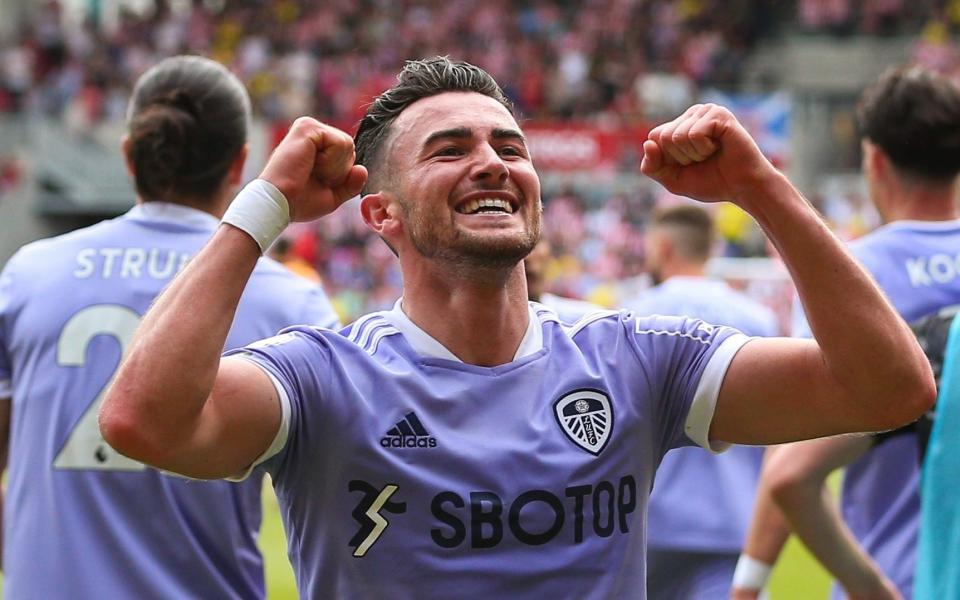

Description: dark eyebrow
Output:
[423,127,472,148]
[422,126,528,149]
[491,128,527,145]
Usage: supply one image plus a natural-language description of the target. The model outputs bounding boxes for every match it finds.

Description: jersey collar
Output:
[385,298,544,363]
[657,276,726,292]
[871,218,960,234]
[127,202,219,231]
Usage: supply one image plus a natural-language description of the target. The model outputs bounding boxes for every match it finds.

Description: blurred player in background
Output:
[627,204,777,599]
[733,66,960,600]
[0,55,339,599]
[100,57,933,599]
[525,238,600,321]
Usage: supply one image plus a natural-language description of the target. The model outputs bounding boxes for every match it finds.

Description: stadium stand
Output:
[2,0,960,323]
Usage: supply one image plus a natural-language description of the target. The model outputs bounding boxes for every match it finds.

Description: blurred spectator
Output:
[911,18,960,76]
[798,0,854,34]
[268,235,322,284]
[1,0,781,126]
[797,0,940,36]
[525,238,601,322]
[6,0,956,326]
[0,156,22,199]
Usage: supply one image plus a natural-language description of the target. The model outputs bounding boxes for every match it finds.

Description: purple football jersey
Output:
[229,301,750,599]
[792,219,960,598]
[629,277,777,555]
[0,202,339,599]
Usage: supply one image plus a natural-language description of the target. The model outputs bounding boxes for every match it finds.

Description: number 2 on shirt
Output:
[54,304,146,471]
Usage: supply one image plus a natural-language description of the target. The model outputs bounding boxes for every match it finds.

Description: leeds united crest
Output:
[554,389,613,455]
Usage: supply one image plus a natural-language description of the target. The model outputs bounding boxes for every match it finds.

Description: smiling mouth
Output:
[456,198,516,215]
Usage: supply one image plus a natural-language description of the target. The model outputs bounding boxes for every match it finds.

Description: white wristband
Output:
[732,555,773,590]
[221,179,290,253]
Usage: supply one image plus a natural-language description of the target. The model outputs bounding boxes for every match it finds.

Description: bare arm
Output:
[100,228,279,478]
[100,118,367,478]
[730,447,793,600]
[641,104,935,444]
[766,437,902,600]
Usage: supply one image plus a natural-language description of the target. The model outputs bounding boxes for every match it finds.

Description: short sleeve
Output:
[223,327,328,479]
[0,257,17,397]
[625,313,750,455]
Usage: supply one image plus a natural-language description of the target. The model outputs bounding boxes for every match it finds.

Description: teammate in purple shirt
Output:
[0,56,339,599]
[101,57,933,599]
[735,67,960,600]
[628,205,778,599]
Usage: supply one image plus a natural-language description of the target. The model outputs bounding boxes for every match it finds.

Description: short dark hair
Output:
[857,67,960,183]
[354,56,513,193]
[652,205,714,262]
[125,55,250,202]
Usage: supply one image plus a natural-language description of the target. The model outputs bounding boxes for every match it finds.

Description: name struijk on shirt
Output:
[73,247,192,280]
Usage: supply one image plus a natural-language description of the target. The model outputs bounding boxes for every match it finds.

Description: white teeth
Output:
[458,198,514,214]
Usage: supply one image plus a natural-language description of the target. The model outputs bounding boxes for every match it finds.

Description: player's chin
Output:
[457,231,538,265]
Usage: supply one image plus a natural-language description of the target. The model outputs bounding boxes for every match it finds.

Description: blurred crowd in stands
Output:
[271,187,658,321]
[273,183,803,329]
[798,0,960,37]
[0,0,956,323]
[0,0,785,125]
[4,1,960,124]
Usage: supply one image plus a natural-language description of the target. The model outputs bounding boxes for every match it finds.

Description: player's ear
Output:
[120,135,135,178]
[225,144,249,187]
[652,228,673,262]
[862,140,888,180]
[361,192,403,239]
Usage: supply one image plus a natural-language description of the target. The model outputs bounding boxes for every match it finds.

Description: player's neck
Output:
[400,264,530,367]
[659,261,706,282]
[883,196,959,223]
[880,178,960,223]
[182,179,238,218]
[138,190,230,219]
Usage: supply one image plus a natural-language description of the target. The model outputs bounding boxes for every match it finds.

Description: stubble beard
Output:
[406,205,542,271]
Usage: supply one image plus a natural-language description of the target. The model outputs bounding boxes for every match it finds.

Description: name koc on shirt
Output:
[906,253,960,288]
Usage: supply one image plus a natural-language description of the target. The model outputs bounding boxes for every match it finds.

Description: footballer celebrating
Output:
[101,57,933,599]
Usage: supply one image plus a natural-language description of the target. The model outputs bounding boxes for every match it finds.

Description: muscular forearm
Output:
[731,450,792,599]
[775,480,894,597]
[741,464,792,565]
[743,172,934,430]
[765,437,898,599]
[101,118,364,475]
[642,105,933,437]
[101,224,260,462]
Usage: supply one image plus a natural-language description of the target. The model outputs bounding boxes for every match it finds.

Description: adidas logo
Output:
[380,412,437,449]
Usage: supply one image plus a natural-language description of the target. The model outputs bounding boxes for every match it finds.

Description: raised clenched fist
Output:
[640,103,777,208]
[260,117,368,222]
